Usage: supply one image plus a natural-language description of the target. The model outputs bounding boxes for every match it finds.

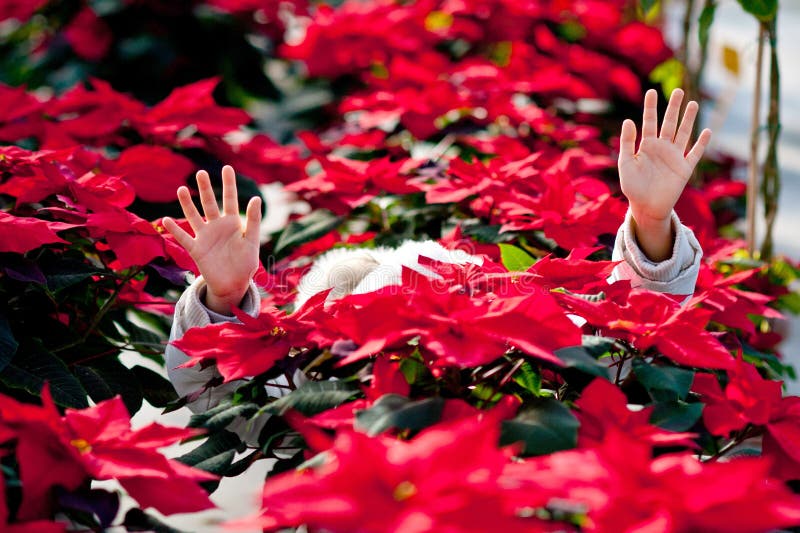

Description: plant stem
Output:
[760,18,781,260]
[746,25,766,257]
[53,267,143,354]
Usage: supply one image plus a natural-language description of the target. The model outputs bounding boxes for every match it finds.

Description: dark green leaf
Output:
[123,508,186,533]
[131,366,178,408]
[554,346,611,379]
[261,380,359,417]
[180,431,241,472]
[650,401,704,432]
[500,398,579,455]
[0,318,18,374]
[0,341,88,408]
[91,358,144,415]
[119,319,166,354]
[498,243,536,272]
[43,259,104,292]
[581,336,617,357]
[189,402,259,431]
[633,360,695,402]
[74,365,115,404]
[698,2,718,49]
[462,224,516,244]
[735,0,777,21]
[355,394,444,436]
[273,210,342,256]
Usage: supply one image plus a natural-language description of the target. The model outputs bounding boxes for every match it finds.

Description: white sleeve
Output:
[610,209,702,296]
[165,276,262,411]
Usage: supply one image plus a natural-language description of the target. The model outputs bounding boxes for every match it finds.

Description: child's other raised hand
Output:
[619,88,711,261]
[163,165,262,315]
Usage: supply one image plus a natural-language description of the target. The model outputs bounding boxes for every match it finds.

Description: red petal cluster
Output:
[0,385,216,519]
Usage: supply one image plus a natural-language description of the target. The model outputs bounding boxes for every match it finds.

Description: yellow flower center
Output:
[393,481,417,502]
[70,438,92,454]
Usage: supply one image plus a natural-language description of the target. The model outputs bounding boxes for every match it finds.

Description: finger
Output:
[642,89,658,138]
[196,170,220,220]
[244,196,262,244]
[177,186,204,232]
[685,128,712,169]
[221,165,239,216]
[659,88,684,141]
[674,100,699,153]
[162,216,195,252]
[619,119,637,161]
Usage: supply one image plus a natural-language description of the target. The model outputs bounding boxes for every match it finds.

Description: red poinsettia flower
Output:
[557,288,735,370]
[505,428,800,533]
[236,414,548,532]
[173,305,304,382]
[575,378,696,449]
[0,212,78,254]
[104,145,195,203]
[694,262,783,337]
[0,0,49,22]
[0,84,44,142]
[694,357,800,479]
[523,247,619,293]
[85,208,194,270]
[0,385,216,519]
[332,265,580,368]
[0,474,65,532]
[42,79,146,148]
[63,7,112,62]
[132,78,250,146]
[287,155,420,214]
[62,395,216,514]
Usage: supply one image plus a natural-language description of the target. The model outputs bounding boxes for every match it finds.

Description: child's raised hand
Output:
[163,166,262,315]
[619,88,711,261]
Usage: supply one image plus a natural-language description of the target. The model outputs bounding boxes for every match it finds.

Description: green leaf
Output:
[639,0,660,13]
[261,380,359,417]
[649,58,685,97]
[123,508,185,533]
[554,346,611,379]
[0,340,88,408]
[178,431,241,476]
[74,365,115,405]
[698,2,718,50]
[650,401,704,432]
[500,398,579,456]
[633,360,695,402]
[43,259,104,292]
[273,210,342,256]
[0,318,18,374]
[91,358,144,416]
[735,0,777,21]
[119,319,166,355]
[131,366,178,408]
[355,394,444,436]
[512,360,542,395]
[462,224,516,244]
[399,352,428,385]
[498,243,536,272]
[189,402,259,431]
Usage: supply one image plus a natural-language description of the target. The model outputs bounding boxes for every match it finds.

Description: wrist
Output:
[629,209,675,263]
[203,284,249,315]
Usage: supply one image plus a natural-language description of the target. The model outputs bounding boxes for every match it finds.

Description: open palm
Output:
[619,88,711,226]
[163,166,262,314]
